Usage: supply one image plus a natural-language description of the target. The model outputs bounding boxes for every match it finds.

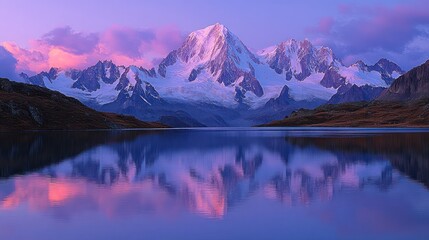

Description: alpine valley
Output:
[18,24,405,127]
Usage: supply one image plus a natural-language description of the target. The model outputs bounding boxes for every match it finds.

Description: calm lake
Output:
[1,128,429,240]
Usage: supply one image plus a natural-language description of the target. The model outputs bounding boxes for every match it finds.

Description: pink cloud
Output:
[308,0,429,69]
[1,25,184,73]
[0,46,18,79]
[2,42,48,73]
[338,4,352,14]
[40,26,99,55]
[99,26,155,58]
[307,17,334,34]
[48,47,89,70]
[151,25,184,55]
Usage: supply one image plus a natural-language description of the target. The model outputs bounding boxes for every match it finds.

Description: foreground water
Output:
[0,128,429,240]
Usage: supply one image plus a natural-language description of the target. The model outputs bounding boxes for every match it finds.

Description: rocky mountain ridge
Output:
[18,23,404,126]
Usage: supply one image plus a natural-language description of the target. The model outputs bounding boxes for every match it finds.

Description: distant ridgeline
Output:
[16,24,405,127]
[261,60,429,127]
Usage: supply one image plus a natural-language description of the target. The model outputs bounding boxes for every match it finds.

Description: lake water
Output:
[1,128,429,240]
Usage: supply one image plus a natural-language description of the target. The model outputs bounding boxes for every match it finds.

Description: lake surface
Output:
[1,128,429,240]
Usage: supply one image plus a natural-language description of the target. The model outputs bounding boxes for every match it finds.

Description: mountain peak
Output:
[262,39,336,80]
[352,60,368,70]
[300,39,313,48]
[96,60,115,66]
[277,39,300,51]
[374,58,403,73]
[189,23,230,40]
[175,23,238,64]
[281,39,297,45]
[157,23,263,97]
[277,39,313,48]
[209,23,228,32]
[173,22,259,68]
[376,58,394,65]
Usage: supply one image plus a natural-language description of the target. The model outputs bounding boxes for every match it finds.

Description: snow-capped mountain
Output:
[159,23,263,97]
[354,59,404,84]
[259,39,337,81]
[260,40,404,89]
[19,23,404,126]
[21,61,164,108]
[154,23,281,108]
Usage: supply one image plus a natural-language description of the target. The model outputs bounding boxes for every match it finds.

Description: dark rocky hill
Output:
[260,100,429,127]
[378,60,429,101]
[0,78,166,131]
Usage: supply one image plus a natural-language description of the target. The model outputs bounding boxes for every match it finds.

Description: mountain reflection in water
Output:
[1,129,429,240]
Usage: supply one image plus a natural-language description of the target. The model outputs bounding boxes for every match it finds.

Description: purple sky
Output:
[0,0,428,74]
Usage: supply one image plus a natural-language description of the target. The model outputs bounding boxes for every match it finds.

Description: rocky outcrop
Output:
[73,60,121,92]
[320,67,346,88]
[265,85,293,109]
[327,84,386,104]
[378,60,429,101]
[19,67,60,87]
[110,75,164,109]
[158,50,177,77]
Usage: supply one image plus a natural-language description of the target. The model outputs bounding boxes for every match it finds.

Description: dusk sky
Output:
[1,0,429,77]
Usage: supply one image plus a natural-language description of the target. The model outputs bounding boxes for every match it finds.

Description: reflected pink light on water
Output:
[48,181,84,204]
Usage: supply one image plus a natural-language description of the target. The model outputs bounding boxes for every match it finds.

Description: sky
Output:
[0,0,429,76]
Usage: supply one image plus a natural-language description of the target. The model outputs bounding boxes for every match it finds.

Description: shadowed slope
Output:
[0,78,166,130]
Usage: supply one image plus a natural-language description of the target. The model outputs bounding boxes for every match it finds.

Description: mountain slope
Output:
[327,84,386,104]
[260,100,429,127]
[378,60,429,101]
[0,78,165,130]
[260,61,429,127]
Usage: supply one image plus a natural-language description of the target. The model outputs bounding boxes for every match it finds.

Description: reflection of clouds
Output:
[0,181,14,202]
[0,138,395,219]
[48,181,83,204]
[2,177,51,210]
[1,177,181,219]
